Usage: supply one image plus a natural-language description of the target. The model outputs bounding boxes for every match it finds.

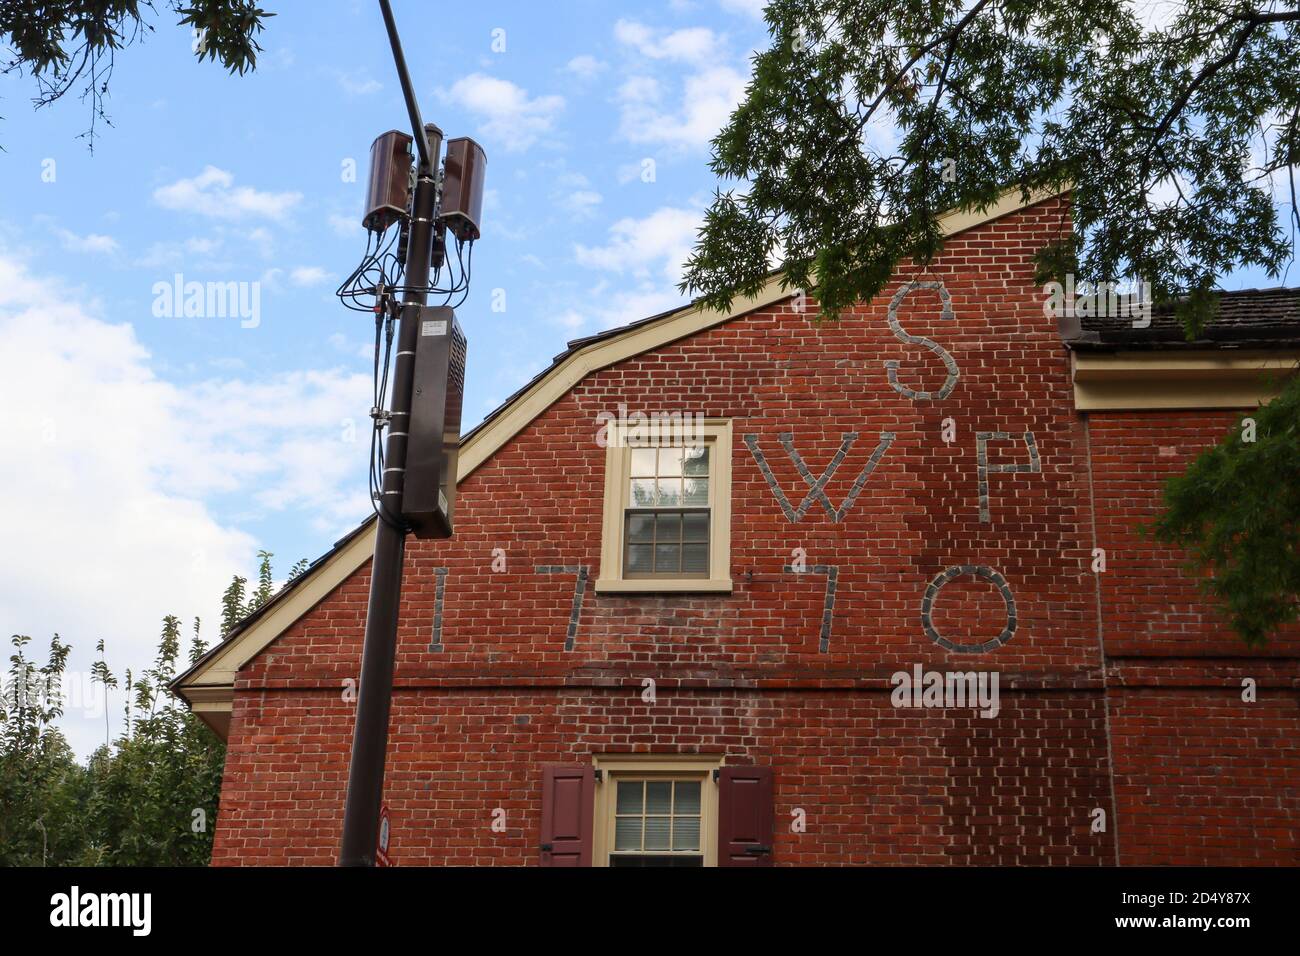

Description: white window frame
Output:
[595,418,733,594]
[592,754,723,867]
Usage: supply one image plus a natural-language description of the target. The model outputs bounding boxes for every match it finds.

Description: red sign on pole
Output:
[376,803,394,867]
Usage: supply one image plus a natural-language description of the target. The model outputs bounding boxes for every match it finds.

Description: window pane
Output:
[682,512,709,542]
[630,448,658,477]
[630,478,657,507]
[616,781,643,814]
[683,445,709,476]
[625,544,653,574]
[654,543,681,573]
[626,513,655,543]
[682,477,709,506]
[657,447,684,476]
[644,816,671,851]
[615,817,642,851]
[654,512,681,543]
[612,778,706,860]
[675,781,702,814]
[682,544,708,574]
[645,781,673,814]
[656,479,681,507]
[673,817,701,852]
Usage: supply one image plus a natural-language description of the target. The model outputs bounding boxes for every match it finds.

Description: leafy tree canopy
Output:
[1151,376,1300,645]
[682,0,1299,333]
[0,550,302,864]
[1,0,274,146]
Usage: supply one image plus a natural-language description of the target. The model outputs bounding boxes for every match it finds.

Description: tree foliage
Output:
[250,548,275,613]
[0,551,300,865]
[1,0,274,147]
[682,0,1298,332]
[685,0,1300,644]
[220,574,248,638]
[0,633,86,865]
[1151,372,1300,645]
[0,622,224,866]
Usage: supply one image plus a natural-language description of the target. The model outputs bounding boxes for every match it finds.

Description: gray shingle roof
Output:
[1063,287,1300,350]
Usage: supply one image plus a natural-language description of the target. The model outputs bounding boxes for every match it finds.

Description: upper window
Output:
[597,419,732,593]
[625,445,711,578]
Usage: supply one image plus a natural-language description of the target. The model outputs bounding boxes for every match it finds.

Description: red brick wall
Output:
[1108,688,1300,864]
[1089,411,1300,657]
[208,196,1299,866]
[1088,412,1300,864]
[214,685,1112,865]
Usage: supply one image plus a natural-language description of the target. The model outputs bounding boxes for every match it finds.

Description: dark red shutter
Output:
[717,765,775,866]
[539,765,595,867]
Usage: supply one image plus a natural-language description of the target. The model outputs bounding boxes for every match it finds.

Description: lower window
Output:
[609,778,704,867]
[592,756,722,867]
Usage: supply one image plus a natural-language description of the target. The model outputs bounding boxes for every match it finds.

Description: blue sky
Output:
[0,0,770,756]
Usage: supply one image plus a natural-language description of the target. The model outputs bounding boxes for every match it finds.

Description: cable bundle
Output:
[335,219,476,531]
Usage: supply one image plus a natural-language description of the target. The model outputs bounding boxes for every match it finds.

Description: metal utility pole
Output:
[337,0,441,867]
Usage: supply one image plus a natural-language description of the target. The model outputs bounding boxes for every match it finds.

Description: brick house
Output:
[172,188,1300,866]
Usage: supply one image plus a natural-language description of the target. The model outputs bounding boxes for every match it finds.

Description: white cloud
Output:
[337,70,382,96]
[554,169,594,190]
[719,0,767,18]
[0,251,372,758]
[265,47,296,70]
[608,17,750,150]
[329,213,363,238]
[553,309,588,330]
[619,75,662,105]
[598,285,690,328]
[554,282,691,336]
[574,206,703,284]
[245,226,276,260]
[133,236,224,268]
[259,266,285,292]
[185,237,221,255]
[55,229,119,254]
[153,166,303,221]
[329,332,374,361]
[615,19,721,64]
[564,202,706,335]
[440,73,564,152]
[618,65,748,149]
[565,55,607,80]
[290,265,334,287]
[567,190,604,216]
[617,161,651,184]
[179,372,370,524]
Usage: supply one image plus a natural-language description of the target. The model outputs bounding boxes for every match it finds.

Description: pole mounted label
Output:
[376,803,393,867]
[421,318,448,337]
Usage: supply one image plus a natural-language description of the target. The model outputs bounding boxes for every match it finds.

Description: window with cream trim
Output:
[592,755,722,867]
[596,419,732,593]
[609,778,704,866]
